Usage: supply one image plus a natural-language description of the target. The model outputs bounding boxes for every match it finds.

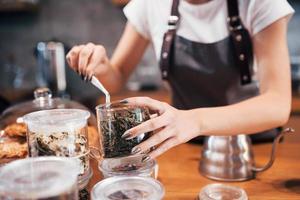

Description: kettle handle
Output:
[252,127,295,172]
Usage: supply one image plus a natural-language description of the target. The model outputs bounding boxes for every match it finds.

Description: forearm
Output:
[194,17,292,136]
[194,92,291,136]
[99,22,149,94]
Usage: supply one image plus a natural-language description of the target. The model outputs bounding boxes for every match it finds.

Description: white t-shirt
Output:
[124,0,294,60]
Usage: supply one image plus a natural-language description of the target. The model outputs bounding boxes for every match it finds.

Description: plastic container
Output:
[0,157,79,200]
[91,176,164,200]
[199,184,248,200]
[23,109,92,189]
[96,102,152,159]
[99,154,158,179]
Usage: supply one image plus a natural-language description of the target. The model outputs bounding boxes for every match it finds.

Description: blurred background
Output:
[0,0,299,112]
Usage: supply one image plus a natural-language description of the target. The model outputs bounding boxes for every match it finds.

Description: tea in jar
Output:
[23,109,91,187]
[96,102,152,159]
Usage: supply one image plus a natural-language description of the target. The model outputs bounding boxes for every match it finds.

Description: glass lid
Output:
[23,109,90,133]
[0,157,79,199]
[199,184,248,200]
[0,87,96,129]
[91,176,164,200]
[99,154,157,176]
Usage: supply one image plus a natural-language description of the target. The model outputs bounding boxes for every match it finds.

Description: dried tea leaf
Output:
[100,107,151,158]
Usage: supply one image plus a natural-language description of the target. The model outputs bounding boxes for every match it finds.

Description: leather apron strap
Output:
[159,0,180,80]
[159,0,254,85]
[227,0,254,85]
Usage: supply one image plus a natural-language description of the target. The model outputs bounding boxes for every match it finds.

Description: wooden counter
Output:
[91,89,300,199]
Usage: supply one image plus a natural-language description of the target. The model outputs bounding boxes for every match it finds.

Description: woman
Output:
[67,0,294,160]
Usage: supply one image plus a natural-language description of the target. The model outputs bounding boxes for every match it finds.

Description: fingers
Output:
[78,43,95,76]
[66,43,108,79]
[66,45,84,71]
[150,113,159,119]
[124,97,167,114]
[131,128,174,155]
[85,45,107,79]
[122,114,168,140]
[148,137,178,159]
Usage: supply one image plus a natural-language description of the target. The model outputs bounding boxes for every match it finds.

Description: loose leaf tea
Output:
[28,127,89,175]
[79,188,90,200]
[112,163,142,172]
[99,104,151,158]
[108,189,149,200]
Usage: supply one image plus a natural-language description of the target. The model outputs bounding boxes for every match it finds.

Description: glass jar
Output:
[23,109,92,189]
[99,154,158,179]
[0,88,98,166]
[199,184,248,200]
[0,157,79,200]
[96,102,152,159]
[91,176,164,200]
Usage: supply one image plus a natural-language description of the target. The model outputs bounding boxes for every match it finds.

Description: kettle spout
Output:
[252,128,295,173]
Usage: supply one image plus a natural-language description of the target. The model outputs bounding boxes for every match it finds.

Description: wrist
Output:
[189,108,209,137]
[183,109,205,138]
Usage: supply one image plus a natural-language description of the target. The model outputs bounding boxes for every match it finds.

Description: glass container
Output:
[0,157,79,200]
[23,109,92,189]
[0,87,98,169]
[91,176,164,200]
[96,102,152,159]
[199,184,248,200]
[99,154,158,179]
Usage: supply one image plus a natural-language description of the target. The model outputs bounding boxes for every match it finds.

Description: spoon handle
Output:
[90,76,110,104]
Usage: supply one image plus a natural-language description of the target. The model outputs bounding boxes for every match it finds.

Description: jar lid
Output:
[99,154,157,177]
[0,157,79,199]
[199,184,248,200]
[91,176,164,200]
[0,87,97,130]
[23,109,90,133]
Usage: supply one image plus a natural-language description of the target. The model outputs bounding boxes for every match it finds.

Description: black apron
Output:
[159,0,278,143]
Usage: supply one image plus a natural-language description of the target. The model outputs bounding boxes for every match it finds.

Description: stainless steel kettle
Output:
[199,128,294,181]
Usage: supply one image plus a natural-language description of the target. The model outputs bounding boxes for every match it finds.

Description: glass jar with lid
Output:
[23,108,92,190]
[0,88,99,189]
[0,88,98,166]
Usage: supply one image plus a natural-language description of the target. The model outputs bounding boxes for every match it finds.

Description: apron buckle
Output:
[227,16,242,31]
[168,15,179,30]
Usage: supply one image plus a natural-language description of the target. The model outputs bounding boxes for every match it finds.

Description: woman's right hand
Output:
[66,43,112,81]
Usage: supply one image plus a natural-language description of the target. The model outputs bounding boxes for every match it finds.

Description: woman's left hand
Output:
[121,97,201,160]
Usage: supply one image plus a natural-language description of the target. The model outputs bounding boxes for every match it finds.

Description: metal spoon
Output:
[90,76,111,104]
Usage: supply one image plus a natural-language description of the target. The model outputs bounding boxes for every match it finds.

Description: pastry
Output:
[0,140,27,159]
[4,123,27,137]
